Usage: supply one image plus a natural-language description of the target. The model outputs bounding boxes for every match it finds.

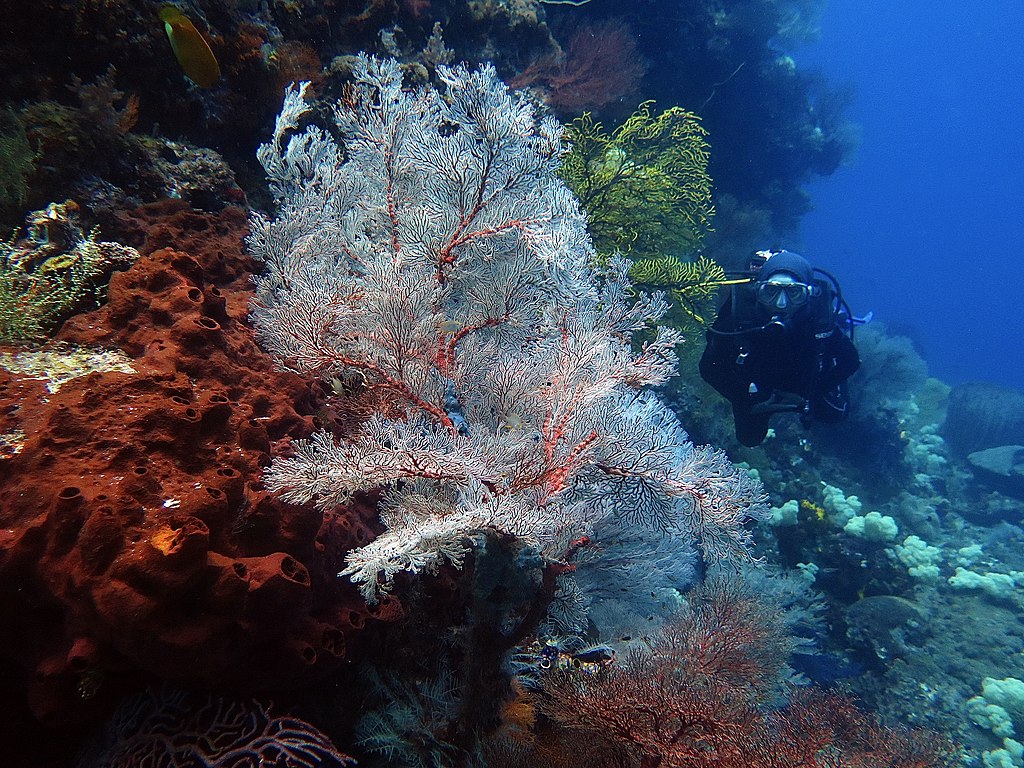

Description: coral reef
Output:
[521,580,957,768]
[0,0,851,258]
[709,360,1024,766]
[354,665,463,767]
[144,137,245,210]
[544,0,855,237]
[10,69,142,227]
[847,323,930,418]
[0,343,135,394]
[0,200,139,343]
[4,70,244,238]
[0,2,989,765]
[0,202,400,733]
[0,107,34,219]
[809,323,931,489]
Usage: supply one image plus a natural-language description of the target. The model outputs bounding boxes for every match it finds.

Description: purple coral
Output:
[77,686,352,768]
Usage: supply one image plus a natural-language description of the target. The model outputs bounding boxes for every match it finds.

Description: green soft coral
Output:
[560,103,724,349]
[560,101,715,261]
[631,253,725,329]
[0,200,138,343]
[0,108,35,217]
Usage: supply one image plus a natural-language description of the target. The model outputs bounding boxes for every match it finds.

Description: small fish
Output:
[160,4,221,88]
[499,411,525,431]
[571,645,616,665]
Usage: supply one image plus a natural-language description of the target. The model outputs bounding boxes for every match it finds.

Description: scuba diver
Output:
[699,249,861,447]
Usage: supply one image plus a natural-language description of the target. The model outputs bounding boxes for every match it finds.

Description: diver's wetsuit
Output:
[699,290,861,447]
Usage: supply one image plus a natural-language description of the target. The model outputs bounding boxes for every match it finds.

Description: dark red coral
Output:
[530,580,957,768]
[513,20,647,116]
[0,201,400,729]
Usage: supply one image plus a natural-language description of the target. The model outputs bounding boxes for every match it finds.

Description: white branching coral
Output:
[248,55,767,601]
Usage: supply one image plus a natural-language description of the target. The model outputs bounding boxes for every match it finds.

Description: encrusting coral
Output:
[0,342,134,393]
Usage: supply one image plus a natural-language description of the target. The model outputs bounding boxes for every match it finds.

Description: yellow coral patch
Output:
[800,498,827,522]
[150,525,182,556]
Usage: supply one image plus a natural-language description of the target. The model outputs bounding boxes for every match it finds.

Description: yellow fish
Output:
[159,5,221,88]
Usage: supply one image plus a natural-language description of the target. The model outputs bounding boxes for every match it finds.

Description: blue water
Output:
[798,1,1024,389]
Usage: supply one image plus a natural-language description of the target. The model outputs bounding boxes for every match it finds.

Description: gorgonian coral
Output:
[248,56,767,601]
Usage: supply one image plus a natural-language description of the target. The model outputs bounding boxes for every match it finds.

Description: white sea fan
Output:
[250,54,767,601]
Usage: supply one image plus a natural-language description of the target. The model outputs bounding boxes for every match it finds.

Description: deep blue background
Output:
[798,1,1024,389]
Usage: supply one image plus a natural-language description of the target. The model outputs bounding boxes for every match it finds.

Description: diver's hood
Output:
[761,250,813,284]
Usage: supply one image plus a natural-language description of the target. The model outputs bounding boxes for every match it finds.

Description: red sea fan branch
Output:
[538,579,787,766]
[535,581,958,768]
[514,20,647,115]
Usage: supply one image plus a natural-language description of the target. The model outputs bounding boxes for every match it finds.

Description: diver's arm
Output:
[817,330,861,390]
[699,332,758,404]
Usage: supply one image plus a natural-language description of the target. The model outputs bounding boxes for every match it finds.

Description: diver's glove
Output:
[748,390,807,415]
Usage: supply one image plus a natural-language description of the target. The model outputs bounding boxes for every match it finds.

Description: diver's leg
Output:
[733,406,771,447]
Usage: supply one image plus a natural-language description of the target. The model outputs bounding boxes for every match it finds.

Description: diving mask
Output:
[756,276,810,311]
